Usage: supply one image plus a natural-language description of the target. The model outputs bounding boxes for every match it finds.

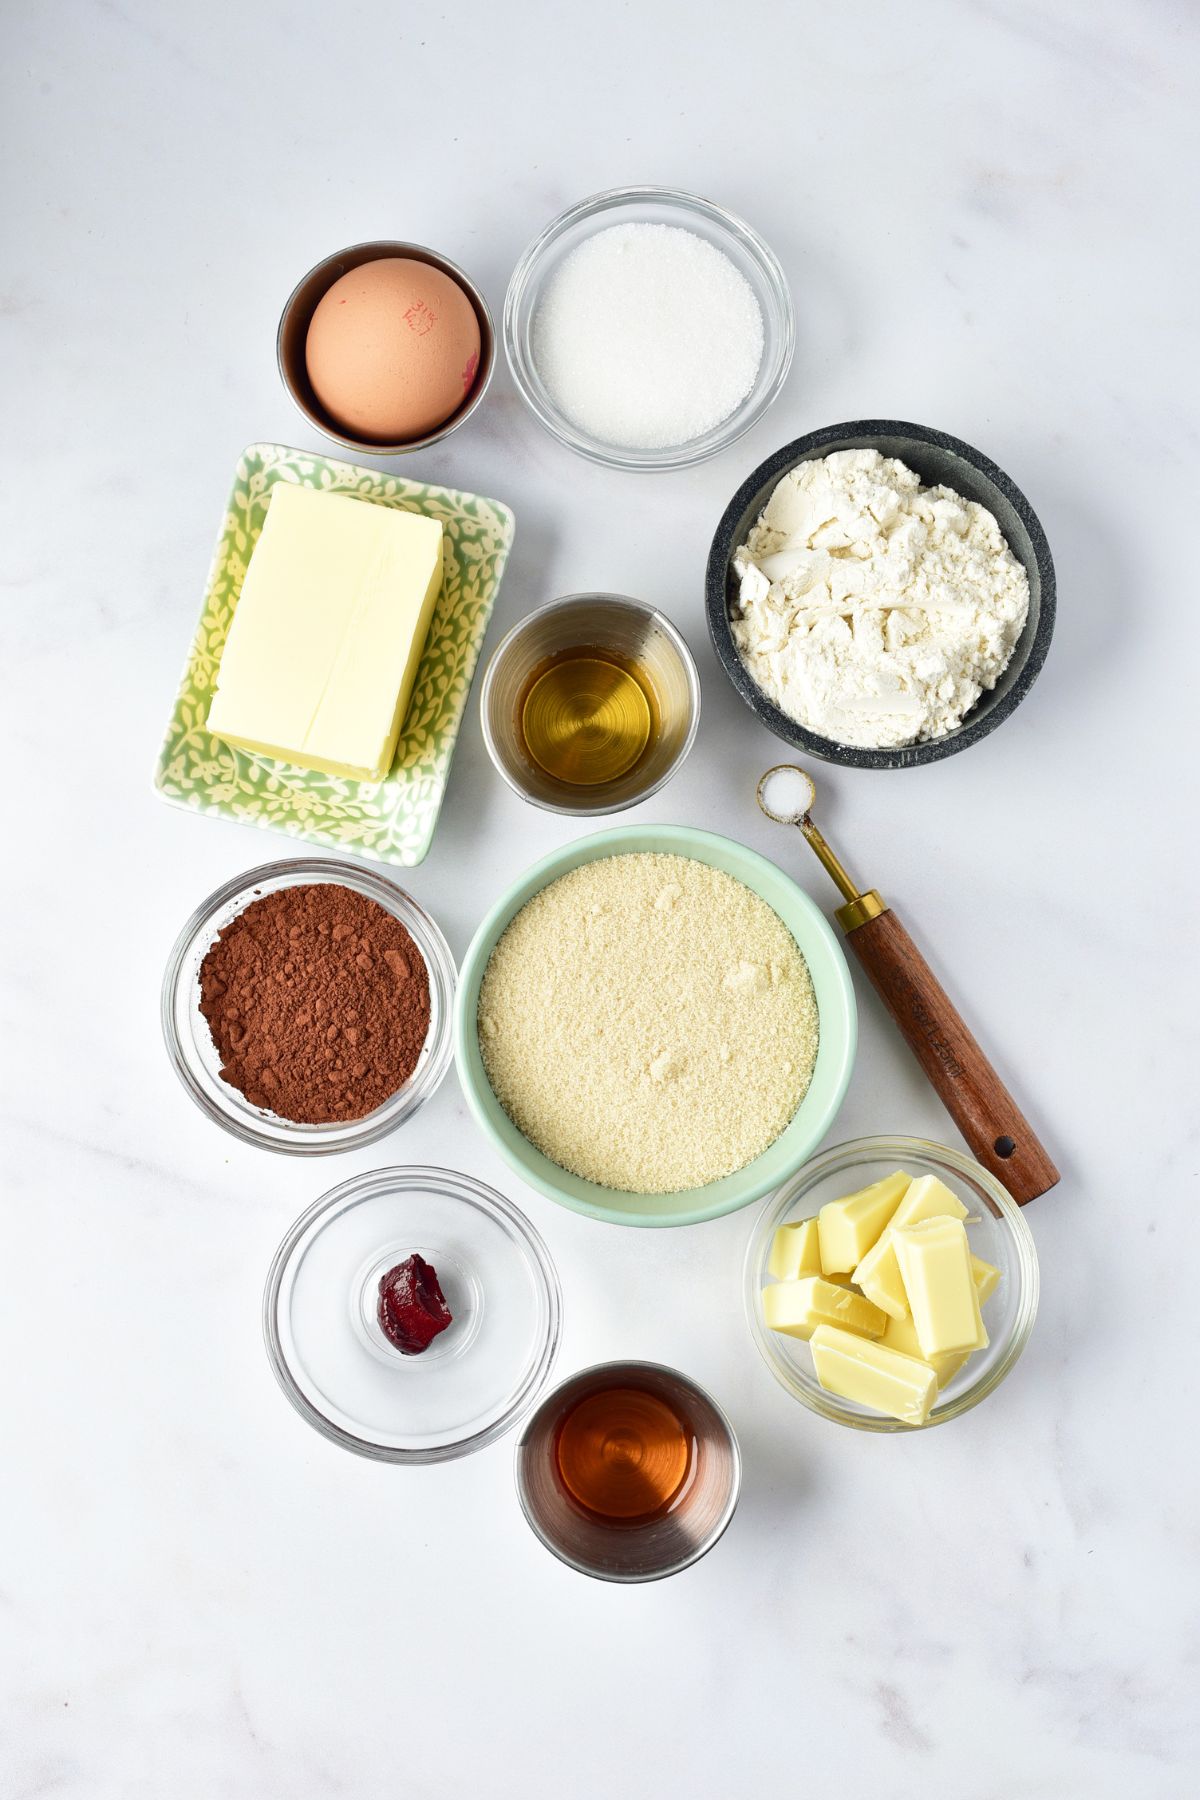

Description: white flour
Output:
[730,449,1030,749]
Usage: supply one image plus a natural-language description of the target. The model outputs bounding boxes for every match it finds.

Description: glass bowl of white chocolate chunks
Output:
[743,1136,1038,1431]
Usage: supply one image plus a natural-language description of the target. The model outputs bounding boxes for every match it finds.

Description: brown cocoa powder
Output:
[198,883,431,1124]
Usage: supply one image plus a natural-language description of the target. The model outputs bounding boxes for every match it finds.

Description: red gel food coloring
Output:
[377,1254,452,1355]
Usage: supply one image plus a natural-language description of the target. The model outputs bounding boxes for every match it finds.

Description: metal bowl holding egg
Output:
[706,420,1056,770]
[276,239,495,455]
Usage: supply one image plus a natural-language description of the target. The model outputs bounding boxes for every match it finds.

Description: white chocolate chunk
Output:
[892,1217,987,1357]
[768,1218,821,1282]
[764,1276,887,1343]
[810,1325,937,1426]
[817,1171,910,1274]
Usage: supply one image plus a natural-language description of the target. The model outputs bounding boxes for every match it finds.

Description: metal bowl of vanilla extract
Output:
[479,593,701,815]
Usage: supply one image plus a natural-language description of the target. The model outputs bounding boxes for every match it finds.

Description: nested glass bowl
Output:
[263,1167,562,1462]
[503,186,795,471]
[161,858,455,1154]
[744,1136,1039,1431]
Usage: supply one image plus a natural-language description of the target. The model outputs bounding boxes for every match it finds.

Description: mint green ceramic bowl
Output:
[453,825,857,1227]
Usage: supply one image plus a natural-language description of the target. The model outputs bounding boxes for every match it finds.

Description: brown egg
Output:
[305,257,482,443]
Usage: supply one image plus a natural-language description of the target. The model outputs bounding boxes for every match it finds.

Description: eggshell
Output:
[305,257,482,443]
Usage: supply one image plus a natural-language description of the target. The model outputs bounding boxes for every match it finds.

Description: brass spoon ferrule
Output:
[757,764,888,934]
[834,887,889,933]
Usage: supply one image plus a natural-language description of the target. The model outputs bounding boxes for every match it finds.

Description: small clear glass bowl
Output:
[263,1167,562,1463]
[161,858,455,1155]
[743,1136,1039,1432]
[503,185,795,472]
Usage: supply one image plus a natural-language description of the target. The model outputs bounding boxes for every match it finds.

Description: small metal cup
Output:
[479,593,700,815]
[276,239,495,456]
[514,1360,741,1582]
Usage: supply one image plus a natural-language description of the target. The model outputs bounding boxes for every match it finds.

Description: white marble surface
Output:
[4,2,1198,1795]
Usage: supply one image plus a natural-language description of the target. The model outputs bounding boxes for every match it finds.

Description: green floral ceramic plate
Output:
[154,443,515,866]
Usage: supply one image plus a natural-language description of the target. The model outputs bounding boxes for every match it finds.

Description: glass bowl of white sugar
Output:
[504,186,794,471]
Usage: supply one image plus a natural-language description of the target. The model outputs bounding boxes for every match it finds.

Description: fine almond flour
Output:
[731,448,1029,749]
[477,853,819,1193]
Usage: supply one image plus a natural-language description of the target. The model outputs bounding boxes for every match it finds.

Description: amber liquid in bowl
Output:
[517,1359,740,1579]
[554,1383,693,1523]
[517,646,660,786]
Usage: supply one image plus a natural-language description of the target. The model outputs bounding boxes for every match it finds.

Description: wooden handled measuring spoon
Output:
[757,764,1058,1204]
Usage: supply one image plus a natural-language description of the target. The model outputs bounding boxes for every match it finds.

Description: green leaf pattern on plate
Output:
[154,442,515,866]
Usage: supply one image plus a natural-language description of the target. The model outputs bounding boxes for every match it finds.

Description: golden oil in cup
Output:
[479,594,700,817]
[516,645,661,787]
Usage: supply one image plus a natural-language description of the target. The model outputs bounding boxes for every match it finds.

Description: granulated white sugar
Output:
[531,223,764,451]
[477,853,818,1194]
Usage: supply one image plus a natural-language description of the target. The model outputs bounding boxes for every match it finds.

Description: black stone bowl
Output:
[705,420,1056,770]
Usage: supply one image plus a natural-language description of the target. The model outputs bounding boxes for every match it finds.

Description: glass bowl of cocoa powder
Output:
[162,858,456,1153]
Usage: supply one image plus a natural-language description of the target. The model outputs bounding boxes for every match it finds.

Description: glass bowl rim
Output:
[161,856,456,1155]
[502,184,796,472]
[513,1357,742,1583]
[477,590,702,817]
[262,1163,563,1464]
[743,1133,1040,1432]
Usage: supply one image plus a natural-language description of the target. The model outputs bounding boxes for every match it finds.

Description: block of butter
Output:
[817,1171,910,1274]
[207,483,443,781]
[892,1216,987,1358]
[810,1325,938,1427]
[851,1172,969,1320]
[764,1276,887,1342]
[768,1218,821,1282]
